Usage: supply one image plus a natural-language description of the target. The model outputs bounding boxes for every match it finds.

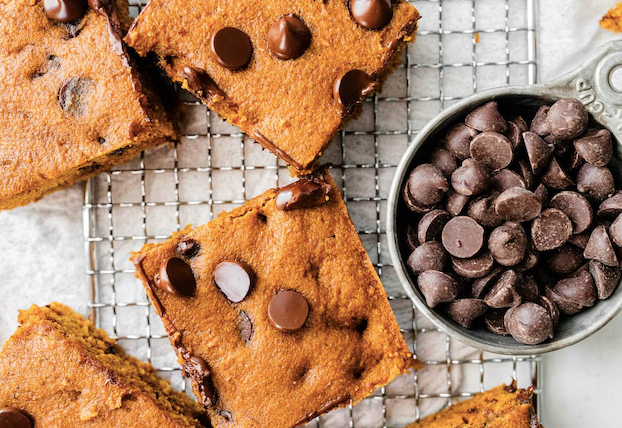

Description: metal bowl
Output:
[387,41,622,355]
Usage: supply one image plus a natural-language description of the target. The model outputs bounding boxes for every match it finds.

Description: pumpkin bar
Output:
[0,303,207,428]
[406,383,543,428]
[125,0,420,172]
[0,0,176,210]
[131,170,413,428]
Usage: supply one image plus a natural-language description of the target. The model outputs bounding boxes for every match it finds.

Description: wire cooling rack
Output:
[83,0,541,426]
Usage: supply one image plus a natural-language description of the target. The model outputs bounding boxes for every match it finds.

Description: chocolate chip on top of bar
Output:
[401,98,621,345]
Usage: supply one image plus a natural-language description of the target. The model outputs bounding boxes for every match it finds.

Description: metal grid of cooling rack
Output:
[83,0,542,426]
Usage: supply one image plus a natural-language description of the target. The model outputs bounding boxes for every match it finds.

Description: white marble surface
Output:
[1,0,621,426]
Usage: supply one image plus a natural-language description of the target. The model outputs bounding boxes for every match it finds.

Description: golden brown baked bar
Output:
[406,383,543,428]
[131,170,413,428]
[0,303,207,428]
[125,0,420,172]
[0,0,176,210]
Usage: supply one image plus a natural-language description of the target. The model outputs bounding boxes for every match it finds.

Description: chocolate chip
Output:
[418,209,451,243]
[58,77,92,117]
[534,184,549,207]
[403,182,435,214]
[417,270,459,308]
[0,408,32,428]
[546,244,584,274]
[577,163,615,202]
[451,251,494,278]
[545,134,571,157]
[444,299,488,328]
[574,129,612,167]
[431,148,458,177]
[547,98,589,140]
[443,123,478,159]
[177,238,200,259]
[442,216,485,258]
[470,132,513,171]
[237,311,254,343]
[407,164,448,206]
[485,270,522,308]
[569,229,592,249]
[214,261,254,303]
[584,226,618,267]
[405,222,418,252]
[464,101,507,133]
[267,15,311,60]
[350,0,393,29]
[517,274,540,302]
[407,242,447,275]
[588,260,621,300]
[211,27,253,70]
[504,303,554,345]
[275,177,331,211]
[333,69,376,110]
[515,244,540,272]
[530,105,550,136]
[446,190,470,216]
[491,169,525,192]
[154,257,196,297]
[566,147,585,171]
[495,187,541,223]
[468,191,503,228]
[549,191,593,234]
[541,157,573,190]
[548,270,597,314]
[488,222,527,267]
[32,55,61,79]
[507,121,524,150]
[517,158,535,190]
[451,158,490,196]
[268,290,309,332]
[538,295,560,328]
[183,356,215,407]
[610,213,622,247]
[598,192,622,218]
[523,132,551,175]
[472,267,503,298]
[484,309,509,335]
[43,0,87,23]
[531,208,573,251]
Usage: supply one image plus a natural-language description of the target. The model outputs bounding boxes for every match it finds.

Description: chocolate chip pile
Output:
[402,98,621,345]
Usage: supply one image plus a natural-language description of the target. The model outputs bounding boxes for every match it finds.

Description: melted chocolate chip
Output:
[267,15,311,60]
[154,257,196,297]
[58,77,92,117]
[214,261,254,303]
[177,238,200,259]
[275,177,331,211]
[43,0,87,23]
[333,69,376,110]
[211,27,253,70]
[268,290,309,332]
[0,408,32,428]
[183,356,216,407]
[181,67,225,101]
[350,0,393,30]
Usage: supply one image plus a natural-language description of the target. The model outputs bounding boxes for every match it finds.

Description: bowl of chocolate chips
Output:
[387,41,622,354]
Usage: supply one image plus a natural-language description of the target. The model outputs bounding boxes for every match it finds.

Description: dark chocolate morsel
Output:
[183,356,216,407]
[541,157,573,190]
[0,408,33,428]
[405,222,419,252]
[546,244,584,274]
[214,261,254,303]
[407,164,449,206]
[470,132,513,171]
[517,274,540,302]
[468,191,503,228]
[444,299,488,328]
[523,131,551,175]
[547,98,589,140]
[504,303,554,345]
[574,129,613,167]
[237,311,254,343]
[181,67,225,100]
[430,148,458,177]
[472,267,503,299]
[534,184,549,207]
[58,77,92,117]
[177,238,200,259]
[276,177,331,211]
[538,295,560,328]
[484,309,509,335]
[515,244,540,272]
[445,190,470,216]
[154,257,196,297]
[407,242,447,275]
[350,0,393,30]
[531,208,573,251]
[576,163,615,202]
[598,192,622,219]
[569,229,592,249]
[491,169,525,192]
[268,290,309,332]
[333,69,376,110]
[417,270,459,308]
[495,187,541,223]
[211,27,253,70]
[464,101,507,133]
[566,147,585,171]
[451,251,494,278]
[488,222,527,267]
[545,285,582,315]
[588,260,622,300]
[550,270,597,314]
[511,115,529,133]
[441,216,485,258]
[610,213,622,247]
[507,121,524,150]
[43,0,87,23]
[443,123,478,159]
[517,158,535,190]
[485,270,523,308]
[583,225,618,267]
[402,182,435,214]
[545,134,571,157]
[549,191,593,234]
[530,105,550,136]
[267,15,311,60]
[451,158,490,196]
[418,209,451,243]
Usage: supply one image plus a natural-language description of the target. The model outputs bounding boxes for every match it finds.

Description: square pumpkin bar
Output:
[126,0,420,172]
[0,303,207,428]
[132,170,413,428]
[0,0,176,210]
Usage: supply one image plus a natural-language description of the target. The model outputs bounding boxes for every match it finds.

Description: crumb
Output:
[475,32,480,43]
[600,3,622,33]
